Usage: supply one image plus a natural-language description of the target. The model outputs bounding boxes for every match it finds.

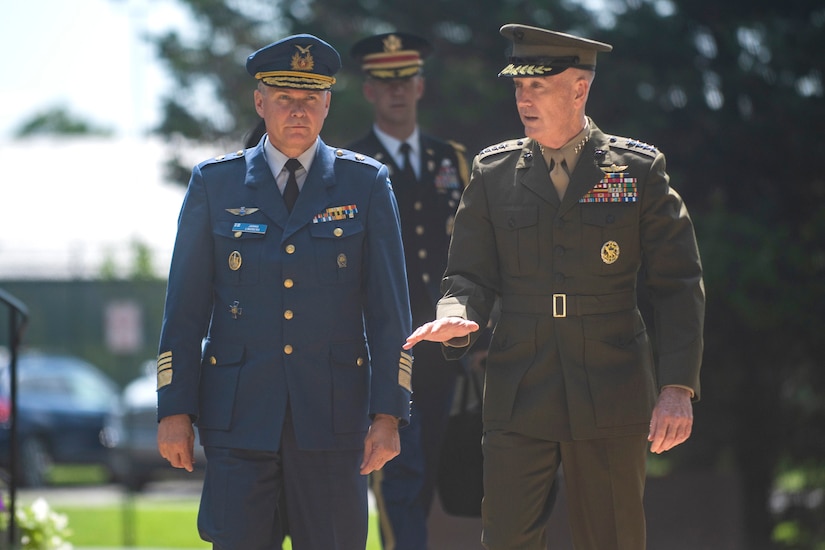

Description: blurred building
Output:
[0,137,193,280]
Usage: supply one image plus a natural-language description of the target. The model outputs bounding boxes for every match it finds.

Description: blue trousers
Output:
[198,413,367,550]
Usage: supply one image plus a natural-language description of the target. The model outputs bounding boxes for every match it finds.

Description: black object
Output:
[437,361,484,517]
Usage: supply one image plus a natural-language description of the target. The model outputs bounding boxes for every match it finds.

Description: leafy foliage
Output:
[14,106,113,138]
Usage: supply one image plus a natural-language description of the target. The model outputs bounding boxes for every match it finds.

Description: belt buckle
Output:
[552,293,567,318]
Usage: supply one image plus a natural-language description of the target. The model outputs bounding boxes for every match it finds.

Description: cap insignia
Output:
[383,34,403,52]
[291,44,315,71]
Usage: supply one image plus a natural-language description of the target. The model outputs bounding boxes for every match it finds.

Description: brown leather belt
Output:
[501,292,636,318]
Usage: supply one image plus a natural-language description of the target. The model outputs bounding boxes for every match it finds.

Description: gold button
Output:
[285,244,295,254]
[416,226,424,235]
[356,357,364,366]
[333,227,344,237]
[336,149,344,157]
[284,310,294,320]
[209,356,217,365]
[284,345,293,355]
[422,273,430,283]
[414,201,423,211]
[284,279,294,288]
[418,249,427,259]
[234,231,242,238]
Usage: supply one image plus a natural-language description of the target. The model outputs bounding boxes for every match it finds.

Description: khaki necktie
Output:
[549,153,570,200]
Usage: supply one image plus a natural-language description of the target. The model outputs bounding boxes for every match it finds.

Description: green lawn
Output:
[57,502,383,549]
[16,466,383,549]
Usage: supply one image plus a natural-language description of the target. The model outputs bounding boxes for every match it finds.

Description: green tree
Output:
[145,0,825,546]
[14,105,114,137]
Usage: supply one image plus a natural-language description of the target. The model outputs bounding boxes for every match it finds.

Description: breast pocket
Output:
[580,205,639,274]
[491,206,539,276]
[213,221,266,285]
[309,218,365,285]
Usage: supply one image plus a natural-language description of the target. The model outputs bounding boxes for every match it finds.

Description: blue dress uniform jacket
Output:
[437,119,705,442]
[157,138,412,452]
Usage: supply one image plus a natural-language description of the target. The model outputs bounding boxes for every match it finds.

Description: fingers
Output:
[159,444,195,472]
[403,318,480,349]
[157,414,196,471]
[360,417,401,474]
[648,410,693,454]
[648,417,692,454]
[359,442,399,475]
[648,387,694,453]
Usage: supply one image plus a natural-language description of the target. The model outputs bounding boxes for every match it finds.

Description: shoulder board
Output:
[200,149,246,168]
[607,136,659,158]
[478,138,527,160]
[447,140,466,154]
[448,140,470,187]
[332,148,382,169]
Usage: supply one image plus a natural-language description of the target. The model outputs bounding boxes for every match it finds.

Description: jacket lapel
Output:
[518,140,557,206]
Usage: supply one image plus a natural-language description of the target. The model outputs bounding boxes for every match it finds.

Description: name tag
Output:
[232,222,267,234]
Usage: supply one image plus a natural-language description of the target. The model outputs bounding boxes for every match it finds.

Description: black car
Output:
[105,360,205,490]
[0,351,122,487]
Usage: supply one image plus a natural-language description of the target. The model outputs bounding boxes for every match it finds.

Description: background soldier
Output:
[347,32,475,549]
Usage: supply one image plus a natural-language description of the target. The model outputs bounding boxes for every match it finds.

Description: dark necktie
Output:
[283,158,302,212]
[399,142,416,182]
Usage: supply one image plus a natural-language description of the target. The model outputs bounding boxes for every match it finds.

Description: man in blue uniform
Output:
[347,32,473,549]
[405,24,705,549]
[156,33,413,550]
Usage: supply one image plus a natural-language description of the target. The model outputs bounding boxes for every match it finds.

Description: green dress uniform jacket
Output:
[437,118,704,442]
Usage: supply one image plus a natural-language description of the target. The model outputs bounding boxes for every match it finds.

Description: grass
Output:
[57,502,208,548]
[57,503,384,549]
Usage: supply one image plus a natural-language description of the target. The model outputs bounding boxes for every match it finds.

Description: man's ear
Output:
[253,89,265,117]
[362,80,377,103]
[574,77,590,104]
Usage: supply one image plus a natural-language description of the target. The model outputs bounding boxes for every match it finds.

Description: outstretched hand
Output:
[403,317,480,350]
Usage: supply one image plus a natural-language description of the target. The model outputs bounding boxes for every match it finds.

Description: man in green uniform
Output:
[404,24,705,550]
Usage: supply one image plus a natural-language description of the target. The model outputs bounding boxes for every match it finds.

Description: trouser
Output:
[481,431,648,550]
[373,339,458,550]
[198,412,367,550]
